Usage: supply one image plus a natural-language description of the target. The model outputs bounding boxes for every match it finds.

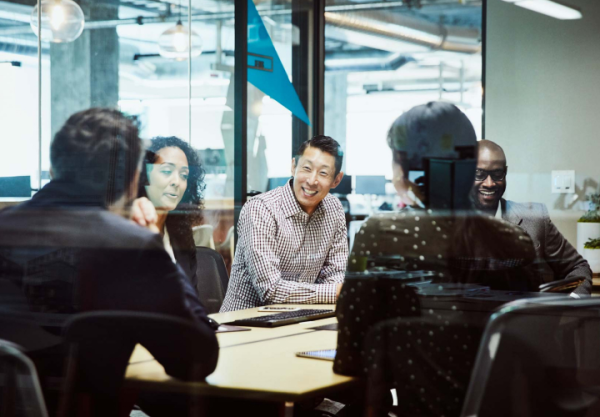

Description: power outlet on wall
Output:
[551,170,575,194]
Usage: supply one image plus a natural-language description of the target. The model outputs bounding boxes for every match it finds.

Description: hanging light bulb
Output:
[30,0,85,43]
[158,20,203,60]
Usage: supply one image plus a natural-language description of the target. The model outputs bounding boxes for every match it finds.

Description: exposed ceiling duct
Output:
[324,10,481,54]
[325,52,414,72]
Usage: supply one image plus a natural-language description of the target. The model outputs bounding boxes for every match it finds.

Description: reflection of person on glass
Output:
[137,137,205,288]
[470,139,591,295]
[338,102,538,417]
[349,102,536,288]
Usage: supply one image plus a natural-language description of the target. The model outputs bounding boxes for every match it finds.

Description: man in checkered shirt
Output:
[220,136,348,312]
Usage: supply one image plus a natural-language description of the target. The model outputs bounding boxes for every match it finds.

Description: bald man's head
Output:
[470,140,508,214]
[478,140,507,166]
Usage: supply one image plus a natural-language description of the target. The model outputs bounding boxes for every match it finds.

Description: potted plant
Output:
[584,238,600,273]
[577,193,600,256]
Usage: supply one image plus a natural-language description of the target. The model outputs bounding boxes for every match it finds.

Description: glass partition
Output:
[324,0,482,202]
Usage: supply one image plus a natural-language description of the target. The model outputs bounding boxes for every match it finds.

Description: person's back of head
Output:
[387,101,477,210]
[50,108,142,207]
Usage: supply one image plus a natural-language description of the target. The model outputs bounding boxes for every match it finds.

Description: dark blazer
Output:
[502,199,592,295]
[0,180,218,380]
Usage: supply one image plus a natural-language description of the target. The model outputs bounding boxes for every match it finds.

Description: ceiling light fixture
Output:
[30,0,85,43]
[158,0,202,60]
[502,0,582,20]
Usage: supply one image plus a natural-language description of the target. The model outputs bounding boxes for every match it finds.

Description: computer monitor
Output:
[0,176,31,197]
[355,176,387,195]
[331,175,352,195]
[198,149,226,174]
[267,177,290,191]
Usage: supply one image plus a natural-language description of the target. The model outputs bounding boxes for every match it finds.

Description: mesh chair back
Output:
[60,311,219,417]
[0,340,49,417]
[462,298,600,417]
[195,247,229,314]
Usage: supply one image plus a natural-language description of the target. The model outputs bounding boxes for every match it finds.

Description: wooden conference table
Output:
[125,305,358,409]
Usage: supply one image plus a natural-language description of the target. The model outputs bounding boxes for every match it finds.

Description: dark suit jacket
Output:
[502,199,592,295]
[0,180,218,380]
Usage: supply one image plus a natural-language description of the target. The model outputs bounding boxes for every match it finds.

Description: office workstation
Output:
[2,0,600,416]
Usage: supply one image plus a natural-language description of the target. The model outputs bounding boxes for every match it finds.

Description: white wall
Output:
[485,0,600,245]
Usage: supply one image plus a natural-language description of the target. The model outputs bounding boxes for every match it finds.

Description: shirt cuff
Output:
[315,283,339,304]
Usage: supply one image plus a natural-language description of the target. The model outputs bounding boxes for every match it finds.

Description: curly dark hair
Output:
[138,136,206,254]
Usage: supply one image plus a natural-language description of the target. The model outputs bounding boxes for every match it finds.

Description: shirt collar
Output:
[495,201,503,219]
[281,179,325,218]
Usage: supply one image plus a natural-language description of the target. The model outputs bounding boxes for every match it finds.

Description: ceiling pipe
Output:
[0,1,480,55]
[324,10,481,54]
[325,53,414,72]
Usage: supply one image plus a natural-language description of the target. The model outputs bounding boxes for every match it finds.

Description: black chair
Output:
[194,247,229,314]
[0,339,49,417]
[462,297,600,417]
[59,311,219,417]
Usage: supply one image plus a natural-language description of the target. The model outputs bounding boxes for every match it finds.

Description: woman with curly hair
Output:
[138,136,205,289]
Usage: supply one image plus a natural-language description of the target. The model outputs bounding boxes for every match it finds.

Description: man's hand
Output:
[131,197,160,234]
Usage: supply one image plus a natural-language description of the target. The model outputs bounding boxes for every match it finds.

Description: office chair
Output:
[0,339,49,417]
[195,247,229,313]
[462,297,600,417]
[59,311,219,417]
[192,225,215,249]
[361,304,489,417]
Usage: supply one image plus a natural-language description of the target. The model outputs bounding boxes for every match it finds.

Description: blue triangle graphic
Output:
[247,0,311,126]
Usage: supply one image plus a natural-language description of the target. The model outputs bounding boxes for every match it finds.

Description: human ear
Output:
[331,171,344,189]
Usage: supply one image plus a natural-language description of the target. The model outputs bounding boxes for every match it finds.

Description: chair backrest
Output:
[192,225,215,249]
[60,311,218,417]
[462,298,600,417]
[194,247,229,314]
[0,340,49,417]
[0,176,31,198]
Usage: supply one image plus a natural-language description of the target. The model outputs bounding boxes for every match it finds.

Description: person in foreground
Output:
[335,102,537,417]
[137,136,205,289]
[0,108,218,413]
[471,139,592,296]
[220,135,348,312]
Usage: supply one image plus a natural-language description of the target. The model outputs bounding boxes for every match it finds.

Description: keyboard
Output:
[225,309,336,328]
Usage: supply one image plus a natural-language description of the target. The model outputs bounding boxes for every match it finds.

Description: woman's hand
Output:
[131,197,160,234]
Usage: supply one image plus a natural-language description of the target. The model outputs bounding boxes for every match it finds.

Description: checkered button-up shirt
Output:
[220,180,348,312]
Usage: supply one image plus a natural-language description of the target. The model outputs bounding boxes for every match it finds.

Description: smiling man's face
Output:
[291,146,343,215]
[471,144,507,214]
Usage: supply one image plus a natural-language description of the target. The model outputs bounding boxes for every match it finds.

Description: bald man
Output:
[471,140,592,296]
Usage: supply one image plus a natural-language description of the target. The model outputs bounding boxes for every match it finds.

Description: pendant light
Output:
[30,0,85,43]
[158,0,202,60]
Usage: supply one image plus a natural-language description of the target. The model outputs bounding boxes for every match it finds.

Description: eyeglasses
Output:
[475,169,506,182]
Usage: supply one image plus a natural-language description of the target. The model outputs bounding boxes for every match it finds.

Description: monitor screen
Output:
[267,177,290,191]
[0,176,31,197]
[355,176,387,195]
[331,175,352,195]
